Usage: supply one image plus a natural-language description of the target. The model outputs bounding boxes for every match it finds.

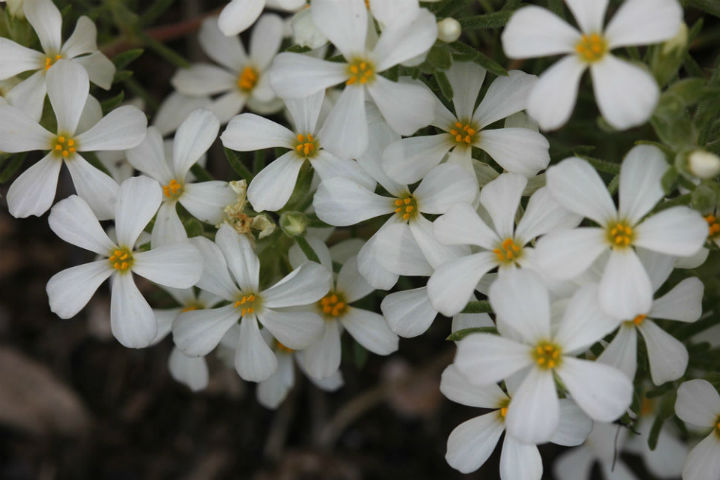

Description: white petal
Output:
[312,150,376,191]
[599,249,652,319]
[591,55,658,130]
[199,16,247,70]
[65,153,119,220]
[452,312,494,333]
[154,93,212,136]
[173,108,219,178]
[634,207,707,256]
[289,235,333,270]
[409,216,469,271]
[427,252,498,317]
[235,315,277,382]
[552,399,593,447]
[372,8,437,72]
[477,128,550,177]
[114,176,162,247]
[247,151,304,212]
[221,113,294,151]
[168,348,208,391]
[676,379,720,428]
[173,305,238,356]
[515,187,581,243]
[336,256,373,302]
[479,172,526,239]
[0,104,53,152]
[367,76,433,136]
[76,106,148,152]
[318,85,368,159]
[249,14,284,70]
[341,307,398,355]
[171,64,235,96]
[618,144,667,224]
[110,273,157,348]
[215,223,259,291]
[639,320,687,385]
[682,434,720,480]
[24,0,62,53]
[356,231,399,290]
[381,287,436,338]
[440,365,507,408]
[133,242,202,288]
[555,283,620,354]
[7,153,61,218]
[218,0,264,36]
[565,0,608,33]
[0,38,44,79]
[527,56,586,131]
[445,413,504,474]
[433,203,499,249]
[311,0,366,58]
[499,437,542,480]
[381,134,451,185]
[257,353,294,409]
[455,334,533,385]
[180,181,235,224]
[552,447,594,480]
[414,162,477,214]
[557,357,633,422]
[546,157,616,225]
[605,0,683,49]
[258,308,324,350]
[637,247,675,292]
[597,325,638,382]
[48,194,114,254]
[126,127,172,183]
[263,262,331,308]
[501,6,580,58]
[534,227,607,280]
[268,53,347,99]
[505,367,559,444]
[490,268,551,345]
[650,277,703,322]
[74,52,115,90]
[313,176,391,226]
[47,260,112,318]
[46,59,88,134]
[473,70,537,128]
[190,236,239,301]
[445,61,486,120]
[299,321,342,380]
[5,70,46,122]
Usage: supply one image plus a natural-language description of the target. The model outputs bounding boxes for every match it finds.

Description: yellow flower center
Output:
[715,416,720,438]
[275,340,294,354]
[234,293,261,316]
[606,220,634,249]
[294,133,318,159]
[50,134,77,159]
[237,66,259,92]
[44,54,62,71]
[162,179,184,200]
[346,58,375,86]
[575,33,607,63]
[448,120,478,147]
[497,398,510,420]
[318,291,348,319]
[392,194,418,222]
[108,247,134,273]
[705,215,720,238]
[493,237,523,264]
[532,341,562,370]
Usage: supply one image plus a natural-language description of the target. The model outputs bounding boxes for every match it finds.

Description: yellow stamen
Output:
[392,194,418,222]
[605,220,635,249]
[50,134,78,159]
[706,214,720,238]
[447,119,479,146]
[108,247,134,273]
[346,58,375,86]
[493,237,523,264]
[318,290,349,319]
[633,314,647,326]
[234,293,261,315]
[162,179,184,199]
[44,54,62,71]
[532,341,562,370]
[293,131,318,159]
[575,33,608,63]
[236,65,259,92]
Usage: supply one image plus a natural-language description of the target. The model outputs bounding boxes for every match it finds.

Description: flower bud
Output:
[280,211,308,237]
[688,150,720,179]
[437,17,461,43]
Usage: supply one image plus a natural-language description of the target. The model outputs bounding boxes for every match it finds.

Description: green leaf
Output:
[294,236,320,263]
[353,341,368,368]
[433,70,453,100]
[112,48,144,70]
[100,91,125,114]
[446,326,498,341]
[661,166,680,194]
[138,31,190,68]
[113,70,133,83]
[691,184,717,211]
[576,155,621,174]
[184,217,204,237]
[82,152,112,177]
[0,153,25,183]
[224,147,253,180]
[141,0,177,26]
[285,44,311,53]
[461,300,493,314]
[190,164,213,181]
[427,44,453,70]
[451,42,508,76]
[686,0,720,17]
[459,10,514,30]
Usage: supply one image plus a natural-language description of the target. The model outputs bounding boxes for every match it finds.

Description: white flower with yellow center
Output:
[171,16,284,124]
[502,0,682,130]
[45,176,203,348]
[218,0,305,36]
[0,0,115,119]
[172,225,332,382]
[221,90,374,212]
[441,365,592,477]
[427,173,580,317]
[455,269,631,444]
[127,109,235,247]
[0,60,147,219]
[535,145,707,319]
[675,380,720,480]
[269,0,437,158]
[383,61,549,184]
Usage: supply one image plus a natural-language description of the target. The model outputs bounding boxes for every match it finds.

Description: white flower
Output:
[675,380,720,480]
[502,0,682,130]
[45,176,203,348]
[218,0,305,36]
[598,250,703,385]
[536,145,707,319]
[383,62,549,184]
[437,17,461,43]
[172,225,331,382]
[554,422,636,480]
[171,16,284,124]
[221,90,374,212]
[127,109,235,246]
[0,0,114,117]
[427,173,580,316]
[455,269,631,444]
[0,60,147,219]
[441,365,591,476]
[269,0,437,158]
[688,149,720,179]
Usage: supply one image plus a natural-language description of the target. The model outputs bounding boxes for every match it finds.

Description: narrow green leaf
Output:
[459,10,514,30]
[101,91,125,114]
[686,0,720,18]
[433,70,454,100]
[190,164,213,181]
[224,147,253,180]
[0,153,25,183]
[461,300,493,314]
[427,44,453,70]
[112,48,144,70]
[141,0,177,26]
[295,236,320,263]
[83,152,112,177]
[446,326,498,341]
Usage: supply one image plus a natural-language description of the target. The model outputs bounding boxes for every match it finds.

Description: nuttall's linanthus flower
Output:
[535,145,707,319]
[383,61,549,184]
[0,0,114,120]
[502,0,682,130]
[675,380,720,480]
[172,224,332,382]
[0,60,147,219]
[45,176,203,348]
[427,173,580,317]
[127,109,235,247]
[218,0,305,36]
[598,250,703,386]
[172,16,284,124]
[221,90,374,212]
[441,365,591,477]
[455,269,631,444]
[288,237,398,380]
[270,0,437,158]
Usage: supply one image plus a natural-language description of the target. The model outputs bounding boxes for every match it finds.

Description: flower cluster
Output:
[2,0,720,478]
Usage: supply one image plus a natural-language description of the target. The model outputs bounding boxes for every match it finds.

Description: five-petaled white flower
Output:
[675,379,720,480]
[218,0,304,36]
